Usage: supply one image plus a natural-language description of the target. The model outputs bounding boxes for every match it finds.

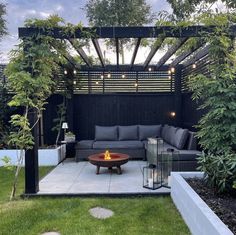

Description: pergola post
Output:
[25,109,39,194]
[174,65,183,127]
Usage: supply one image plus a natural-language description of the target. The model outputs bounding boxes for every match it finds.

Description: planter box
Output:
[171,172,233,235]
[38,144,66,166]
[0,144,66,166]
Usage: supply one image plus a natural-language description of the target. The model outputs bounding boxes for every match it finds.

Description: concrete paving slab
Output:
[38,160,170,195]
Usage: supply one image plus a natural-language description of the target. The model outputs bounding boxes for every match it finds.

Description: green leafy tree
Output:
[4,15,67,200]
[85,0,154,63]
[167,0,236,19]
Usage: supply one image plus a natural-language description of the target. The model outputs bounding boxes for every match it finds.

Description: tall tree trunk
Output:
[120,41,125,64]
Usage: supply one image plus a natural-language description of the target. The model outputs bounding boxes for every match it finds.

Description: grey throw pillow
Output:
[139,125,162,140]
[95,126,118,141]
[118,125,138,140]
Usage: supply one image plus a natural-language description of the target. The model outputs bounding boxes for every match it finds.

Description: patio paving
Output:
[38,159,170,195]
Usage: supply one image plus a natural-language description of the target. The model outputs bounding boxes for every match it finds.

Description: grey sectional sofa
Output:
[75,125,201,171]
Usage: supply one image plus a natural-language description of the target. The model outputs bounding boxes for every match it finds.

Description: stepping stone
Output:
[89,207,114,219]
[41,232,61,235]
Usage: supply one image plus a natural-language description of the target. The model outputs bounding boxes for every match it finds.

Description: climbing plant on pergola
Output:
[15,23,236,194]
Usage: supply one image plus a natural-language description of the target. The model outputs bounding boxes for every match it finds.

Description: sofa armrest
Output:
[187,132,198,150]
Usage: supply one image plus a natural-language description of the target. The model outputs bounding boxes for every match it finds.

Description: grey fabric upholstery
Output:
[174,128,189,149]
[161,125,170,140]
[93,140,143,149]
[95,125,118,141]
[187,131,198,150]
[76,140,94,149]
[166,126,177,145]
[118,125,138,140]
[139,125,162,140]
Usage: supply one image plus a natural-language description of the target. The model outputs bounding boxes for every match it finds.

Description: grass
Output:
[0,167,190,235]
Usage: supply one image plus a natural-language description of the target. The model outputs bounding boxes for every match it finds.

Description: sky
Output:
[0,0,171,64]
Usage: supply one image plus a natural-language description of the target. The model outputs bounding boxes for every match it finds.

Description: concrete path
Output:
[38,160,170,195]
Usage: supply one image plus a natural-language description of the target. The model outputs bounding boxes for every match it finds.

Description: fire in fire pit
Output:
[104,150,111,160]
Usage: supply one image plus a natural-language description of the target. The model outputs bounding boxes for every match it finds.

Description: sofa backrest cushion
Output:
[166,126,178,145]
[139,125,162,140]
[173,128,189,149]
[95,126,118,141]
[161,125,170,140]
[118,125,138,140]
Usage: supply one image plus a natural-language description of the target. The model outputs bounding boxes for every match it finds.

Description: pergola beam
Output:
[19,25,236,39]
[69,39,92,67]
[92,39,105,68]
[156,38,188,69]
[183,45,210,67]
[143,38,165,69]
[170,41,204,67]
[130,38,141,68]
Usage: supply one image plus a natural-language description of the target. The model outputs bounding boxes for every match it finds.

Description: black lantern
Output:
[143,164,162,190]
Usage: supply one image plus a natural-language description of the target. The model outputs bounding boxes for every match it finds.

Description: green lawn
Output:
[0,167,190,235]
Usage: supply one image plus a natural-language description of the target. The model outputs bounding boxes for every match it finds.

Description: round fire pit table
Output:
[88,152,129,175]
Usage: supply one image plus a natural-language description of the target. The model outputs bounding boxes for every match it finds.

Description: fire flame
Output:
[104,150,111,160]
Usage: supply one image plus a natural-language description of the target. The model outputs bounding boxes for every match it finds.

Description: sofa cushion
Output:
[76,140,94,149]
[118,125,138,140]
[174,128,189,149]
[161,125,170,140]
[93,140,143,149]
[95,126,118,141]
[139,125,162,140]
[165,126,177,145]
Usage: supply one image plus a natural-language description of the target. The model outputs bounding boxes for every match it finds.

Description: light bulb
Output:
[170,112,176,117]
[168,76,171,80]
[101,74,104,79]
[134,83,138,87]
[107,73,111,78]
[64,69,68,75]
[192,63,197,69]
[73,81,77,85]
[168,70,171,74]
[73,69,77,74]
[122,74,125,78]
[96,81,99,85]
[170,67,175,73]
[148,67,152,72]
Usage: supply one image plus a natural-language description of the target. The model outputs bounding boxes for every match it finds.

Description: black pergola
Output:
[19,25,236,194]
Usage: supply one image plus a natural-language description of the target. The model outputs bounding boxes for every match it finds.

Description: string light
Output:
[96,81,99,85]
[121,74,126,78]
[73,81,77,85]
[168,70,171,74]
[100,74,104,79]
[107,72,111,78]
[73,69,77,75]
[192,63,197,69]
[168,76,171,80]
[170,112,176,117]
[134,82,138,87]
[170,67,175,73]
[64,69,68,75]
[148,67,152,72]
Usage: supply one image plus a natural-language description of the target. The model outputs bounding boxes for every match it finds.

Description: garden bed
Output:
[187,178,236,234]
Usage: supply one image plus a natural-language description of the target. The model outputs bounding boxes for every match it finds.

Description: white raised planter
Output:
[171,172,233,235]
[0,144,66,166]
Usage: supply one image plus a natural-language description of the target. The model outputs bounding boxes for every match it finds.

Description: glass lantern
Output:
[146,137,164,166]
[143,164,162,190]
[161,149,179,188]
